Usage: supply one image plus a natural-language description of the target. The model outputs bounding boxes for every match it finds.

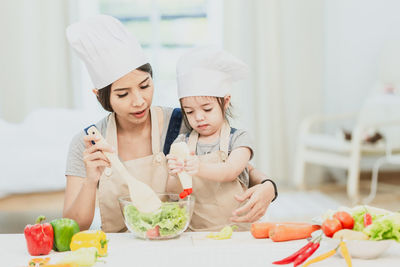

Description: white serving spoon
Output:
[85,125,161,213]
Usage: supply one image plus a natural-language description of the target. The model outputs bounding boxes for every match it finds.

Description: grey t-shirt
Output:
[173,128,254,187]
[65,106,188,178]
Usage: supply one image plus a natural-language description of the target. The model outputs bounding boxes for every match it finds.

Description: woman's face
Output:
[109,69,154,125]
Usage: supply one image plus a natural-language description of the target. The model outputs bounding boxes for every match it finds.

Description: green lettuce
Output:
[124,202,188,237]
[352,207,384,231]
[363,213,400,242]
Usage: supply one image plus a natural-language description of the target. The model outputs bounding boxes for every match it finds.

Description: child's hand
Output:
[166,154,184,175]
[184,152,199,176]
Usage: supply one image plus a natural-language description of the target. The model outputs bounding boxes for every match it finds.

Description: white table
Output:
[2,232,400,267]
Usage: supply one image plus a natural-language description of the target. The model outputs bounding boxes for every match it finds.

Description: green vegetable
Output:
[124,202,188,237]
[207,225,238,240]
[58,247,99,266]
[363,212,400,242]
[352,207,384,231]
[50,218,80,251]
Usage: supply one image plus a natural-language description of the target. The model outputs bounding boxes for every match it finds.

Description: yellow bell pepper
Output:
[70,230,108,257]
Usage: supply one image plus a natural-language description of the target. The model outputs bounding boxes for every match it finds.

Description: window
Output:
[97,0,223,107]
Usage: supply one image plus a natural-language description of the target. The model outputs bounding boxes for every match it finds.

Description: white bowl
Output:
[312,230,393,259]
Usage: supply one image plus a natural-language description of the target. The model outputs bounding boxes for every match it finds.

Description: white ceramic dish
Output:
[312,230,393,259]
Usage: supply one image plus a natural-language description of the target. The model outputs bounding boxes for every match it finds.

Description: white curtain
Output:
[223,0,324,183]
[0,0,73,122]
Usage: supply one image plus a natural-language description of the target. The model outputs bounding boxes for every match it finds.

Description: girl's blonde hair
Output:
[179,96,233,130]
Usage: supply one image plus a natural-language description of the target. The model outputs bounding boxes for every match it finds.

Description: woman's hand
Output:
[82,135,113,183]
[230,182,275,223]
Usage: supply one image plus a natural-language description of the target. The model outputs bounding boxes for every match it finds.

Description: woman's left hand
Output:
[230,182,275,223]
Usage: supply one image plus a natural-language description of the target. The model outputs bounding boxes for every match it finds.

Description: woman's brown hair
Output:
[96,63,153,112]
[179,96,233,130]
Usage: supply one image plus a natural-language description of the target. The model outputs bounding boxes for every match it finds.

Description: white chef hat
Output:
[66,15,148,89]
[176,46,249,99]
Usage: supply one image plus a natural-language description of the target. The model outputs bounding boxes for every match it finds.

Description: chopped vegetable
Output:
[364,213,372,227]
[206,225,237,240]
[352,206,384,231]
[363,212,400,241]
[269,224,320,242]
[24,216,54,256]
[70,230,108,257]
[28,257,50,266]
[41,264,78,267]
[340,241,352,267]
[124,202,188,238]
[58,247,99,267]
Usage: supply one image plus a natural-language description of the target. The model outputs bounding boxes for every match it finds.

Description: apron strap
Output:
[187,129,199,153]
[106,108,161,155]
[219,121,231,155]
[163,108,183,155]
[187,121,231,156]
[150,107,161,154]
[105,113,118,152]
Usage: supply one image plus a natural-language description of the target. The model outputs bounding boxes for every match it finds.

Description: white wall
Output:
[0,0,73,123]
[323,0,400,116]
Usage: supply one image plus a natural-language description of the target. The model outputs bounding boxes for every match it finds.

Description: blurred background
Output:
[1,0,399,233]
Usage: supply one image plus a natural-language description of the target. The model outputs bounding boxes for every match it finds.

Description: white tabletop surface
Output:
[2,232,400,267]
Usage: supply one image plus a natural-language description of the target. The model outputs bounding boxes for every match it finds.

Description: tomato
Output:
[322,218,342,237]
[146,226,160,238]
[364,213,372,227]
[333,211,354,229]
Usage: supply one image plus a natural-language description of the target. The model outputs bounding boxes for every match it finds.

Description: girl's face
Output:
[109,69,154,125]
[181,95,230,137]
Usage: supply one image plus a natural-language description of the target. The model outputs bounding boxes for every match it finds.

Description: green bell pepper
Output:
[50,218,80,252]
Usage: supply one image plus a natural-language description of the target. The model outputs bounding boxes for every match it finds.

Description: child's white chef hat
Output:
[176,46,249,99]
[66,15,148,89]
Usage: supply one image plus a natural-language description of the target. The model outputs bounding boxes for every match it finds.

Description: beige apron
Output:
[188,122,250,231]
[98,107,168,233]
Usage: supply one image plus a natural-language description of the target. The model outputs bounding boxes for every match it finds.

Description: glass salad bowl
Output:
[119,193,195,240]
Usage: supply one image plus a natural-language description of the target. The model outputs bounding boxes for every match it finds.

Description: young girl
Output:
[167,46,256,231]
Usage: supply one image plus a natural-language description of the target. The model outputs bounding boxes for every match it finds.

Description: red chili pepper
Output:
[293,240,320,267]
[272,241,314,264]
[272,236,321,265]
[24,215,54,256]
[364,213,372,227]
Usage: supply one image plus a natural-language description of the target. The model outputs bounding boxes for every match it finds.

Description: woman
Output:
[64,15,277,232]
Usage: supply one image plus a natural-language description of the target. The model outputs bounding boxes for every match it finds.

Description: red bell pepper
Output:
[24,215,54,256]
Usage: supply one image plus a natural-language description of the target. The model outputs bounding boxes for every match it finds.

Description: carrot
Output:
[251,222,313,239]
[269,224,321,242]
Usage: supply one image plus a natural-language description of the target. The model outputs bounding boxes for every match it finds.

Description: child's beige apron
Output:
[187,122,250,231]
[98,107,168,233]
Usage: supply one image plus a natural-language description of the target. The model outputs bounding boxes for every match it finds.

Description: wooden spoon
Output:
[85,125,161,213]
